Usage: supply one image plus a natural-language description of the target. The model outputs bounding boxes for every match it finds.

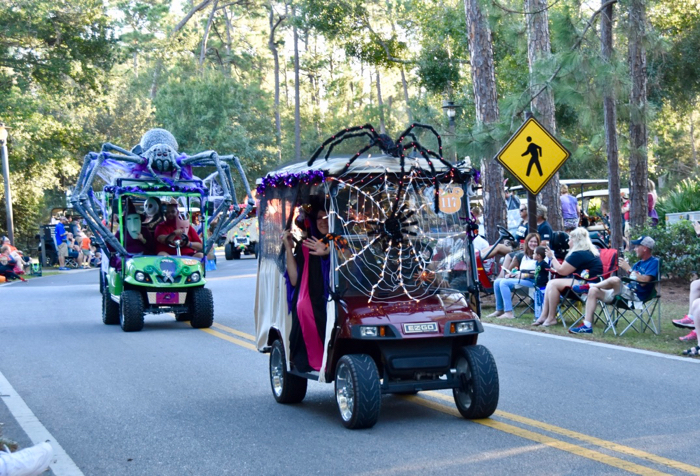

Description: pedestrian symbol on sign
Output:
[522,136,543,177]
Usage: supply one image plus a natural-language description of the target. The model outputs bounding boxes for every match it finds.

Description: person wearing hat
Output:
[569,236,659,334]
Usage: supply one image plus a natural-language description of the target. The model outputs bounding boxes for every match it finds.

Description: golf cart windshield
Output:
[328,176,475,301]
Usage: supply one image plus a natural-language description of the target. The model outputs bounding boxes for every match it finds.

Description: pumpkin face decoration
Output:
[439,187,464,214]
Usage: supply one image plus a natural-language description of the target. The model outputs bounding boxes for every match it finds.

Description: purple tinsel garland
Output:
[104,184,207,195]
[257,170,325,195]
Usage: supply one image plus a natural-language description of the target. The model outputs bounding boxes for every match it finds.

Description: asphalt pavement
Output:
[1,254,699,475]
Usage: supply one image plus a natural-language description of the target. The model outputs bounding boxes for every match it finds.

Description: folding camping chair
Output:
[513,283,536,318]
[557,248,619,329]
[600,259,661,336]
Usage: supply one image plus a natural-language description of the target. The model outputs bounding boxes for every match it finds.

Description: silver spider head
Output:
[145,143,179,174]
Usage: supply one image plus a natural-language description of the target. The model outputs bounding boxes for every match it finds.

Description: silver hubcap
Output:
[270,346,284,397]
[454,356,473,407]
[336,362,354,421]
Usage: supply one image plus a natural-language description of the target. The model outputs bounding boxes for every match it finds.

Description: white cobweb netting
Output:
[329,162,472,303]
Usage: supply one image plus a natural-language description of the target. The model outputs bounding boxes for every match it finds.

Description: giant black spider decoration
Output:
[307,123,459,213]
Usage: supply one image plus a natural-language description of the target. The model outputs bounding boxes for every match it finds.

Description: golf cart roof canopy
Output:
[273,154,455,176]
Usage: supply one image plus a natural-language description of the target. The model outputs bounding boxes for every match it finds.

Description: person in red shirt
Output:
[155,203,203,257]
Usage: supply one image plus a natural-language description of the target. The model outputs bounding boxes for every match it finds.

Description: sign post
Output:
[495,115,570,232]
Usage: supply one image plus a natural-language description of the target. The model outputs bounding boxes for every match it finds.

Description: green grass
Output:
[480,300,694,356]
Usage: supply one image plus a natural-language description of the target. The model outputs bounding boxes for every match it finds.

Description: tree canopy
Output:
[1,0,699,247]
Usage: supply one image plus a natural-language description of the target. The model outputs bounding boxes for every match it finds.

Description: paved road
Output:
[1,255,699,475]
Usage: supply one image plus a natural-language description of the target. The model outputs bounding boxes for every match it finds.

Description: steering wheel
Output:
[168,233,189,248]
[497,225,516,243]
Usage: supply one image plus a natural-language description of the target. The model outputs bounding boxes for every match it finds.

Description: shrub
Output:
[657,178,700,223]
[628,221,700,281]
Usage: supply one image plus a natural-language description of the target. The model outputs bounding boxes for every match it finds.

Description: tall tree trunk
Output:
[690,102,698,169]
[628,0,648,229]
[601,0,623,251]
[150,61,161,99]
[199,1,219,69]
[223,7,233,76]
[525,0,561,231]
[268,2,284,163]
[133,51,139,77]
[464,0,504,244]
[375,67,386,134]
[293,7,301,161]
[400,66,412,122]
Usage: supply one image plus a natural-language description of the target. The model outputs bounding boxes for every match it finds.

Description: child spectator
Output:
[80,231,92,268]
[532,246,550,323]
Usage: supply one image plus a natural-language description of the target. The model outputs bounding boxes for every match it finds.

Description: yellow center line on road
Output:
[200,328,257,351]
[201,324,696,475]
[212,322,255,341]
[422,391,700,476]
[206,273,257,281]
[406,396,670,476]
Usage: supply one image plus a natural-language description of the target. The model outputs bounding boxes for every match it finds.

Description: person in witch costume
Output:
[283,198,331,372]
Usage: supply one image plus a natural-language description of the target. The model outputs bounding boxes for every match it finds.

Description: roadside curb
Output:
[483,322,700,364]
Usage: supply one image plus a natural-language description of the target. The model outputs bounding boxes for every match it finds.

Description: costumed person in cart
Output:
[282,198,332,372]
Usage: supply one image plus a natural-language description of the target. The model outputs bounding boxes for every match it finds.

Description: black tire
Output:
[189,287,214,329]
[120,290,145,332]
[335,354,381,429]
[232,249,241,260]
[452,345,499,419]
[102,289,120,325]
[269,340,307,403]
[99,271,106,294]
[224,243,235,260]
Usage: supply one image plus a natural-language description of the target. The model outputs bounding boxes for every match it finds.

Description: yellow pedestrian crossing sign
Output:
[495,117,570,195]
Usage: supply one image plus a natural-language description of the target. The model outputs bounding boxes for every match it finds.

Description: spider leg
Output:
[308,124,377,166]
[71,151,129,257]
[319,132,377,162]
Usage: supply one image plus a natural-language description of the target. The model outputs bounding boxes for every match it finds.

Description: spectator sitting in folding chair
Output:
[681,296,700,357]
[569,236,659,334]
[534,227,603,327]
[486,233,541,319]
[672,278,700,342]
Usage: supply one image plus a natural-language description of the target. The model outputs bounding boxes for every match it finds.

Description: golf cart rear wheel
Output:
[102,290,119,325]
[120,290,145,332]
[188,287,214,329]
[232,248,241,259]
[452,345,499,419]
[224,243,235,260]
[335,354,381,429]
[269,340,307,403]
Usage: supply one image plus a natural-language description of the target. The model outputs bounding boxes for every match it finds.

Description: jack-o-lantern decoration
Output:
[439,187,464,214]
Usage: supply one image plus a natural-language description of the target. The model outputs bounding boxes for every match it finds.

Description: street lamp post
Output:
[0,123,14,244]
[442,100,461,161]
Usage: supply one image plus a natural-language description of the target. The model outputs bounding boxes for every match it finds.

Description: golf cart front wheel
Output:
[269,340,307,403]
[452,345,499,419]
[335,354,381,429]
[188,287,214,328]
[120,290,145,332]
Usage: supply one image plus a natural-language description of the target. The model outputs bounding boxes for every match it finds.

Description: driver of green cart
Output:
[155,202,204,258]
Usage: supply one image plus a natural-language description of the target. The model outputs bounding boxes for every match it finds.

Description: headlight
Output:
[135,271,146,282]
[360,326,378,337]
[452,321,474,334]
[188,272,201,283]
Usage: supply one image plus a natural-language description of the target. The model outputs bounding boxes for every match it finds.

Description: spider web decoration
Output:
[329,161,469,303]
